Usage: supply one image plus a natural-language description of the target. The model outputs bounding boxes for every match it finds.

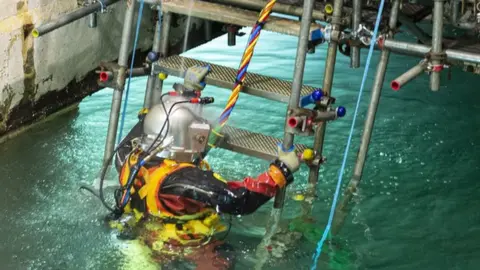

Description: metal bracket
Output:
[426,51,448,72]
[285,108,316,136]
[223,24,245,46]
[355,24,374,46]
[323,24,345,43]
[92,0,111,14]
[285,102,344,136]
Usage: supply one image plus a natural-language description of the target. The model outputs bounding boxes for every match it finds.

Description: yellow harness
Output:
[116,151,227,246]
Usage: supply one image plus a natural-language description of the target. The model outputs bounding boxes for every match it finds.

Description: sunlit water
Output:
[1,22,480,270]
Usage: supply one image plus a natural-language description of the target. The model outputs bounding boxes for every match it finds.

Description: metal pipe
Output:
[88,0,98,28]
[390,60,427,91]
[205,20,212,40]
[129,67,147,77]
[382,39,480,64]
[430,0,445,91]
[350,0,362,68]
[144,11,163,109]
[102,0,136,165]
[398,14,431,45]
[450,0,477,29]
[274,0,316,209]
[210,0,332,23]
[331,0,401,236]
[256,3,316,267]
[151,12,172,106]
[307,0,344,187]
[452,0,459,24]
[32,0,120,37]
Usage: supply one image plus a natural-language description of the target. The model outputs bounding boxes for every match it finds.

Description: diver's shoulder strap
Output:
[137,160,194,216]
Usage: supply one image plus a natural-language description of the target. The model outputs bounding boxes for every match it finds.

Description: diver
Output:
[104,65,302,269]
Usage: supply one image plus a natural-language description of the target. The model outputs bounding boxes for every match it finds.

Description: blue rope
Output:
[117,0,145,145]
[310,1,386,269]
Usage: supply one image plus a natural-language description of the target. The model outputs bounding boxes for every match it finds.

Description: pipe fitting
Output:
[287,116,303,128]
[226,25,241,46]
[312,106,346,122]
[99,71,113,82]
[391,60,428,91]
[300,88,323,107]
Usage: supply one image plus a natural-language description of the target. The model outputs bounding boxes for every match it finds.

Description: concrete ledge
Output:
[0,101,79,145]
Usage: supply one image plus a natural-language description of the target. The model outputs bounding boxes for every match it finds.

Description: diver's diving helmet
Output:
[141,65,213,163]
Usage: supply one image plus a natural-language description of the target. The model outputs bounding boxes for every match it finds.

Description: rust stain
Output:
[19,0,37,105]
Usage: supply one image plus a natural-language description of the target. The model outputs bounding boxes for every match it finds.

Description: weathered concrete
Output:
[0,0,222,139]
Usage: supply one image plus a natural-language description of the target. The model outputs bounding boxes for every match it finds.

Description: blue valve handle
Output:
[336,106,346,118]
[300,88,323,108]
[309,28,325,43]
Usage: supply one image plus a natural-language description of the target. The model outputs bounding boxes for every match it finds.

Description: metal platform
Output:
[219,126,308,161]
[156,55,316,103]
[162,0,322,37]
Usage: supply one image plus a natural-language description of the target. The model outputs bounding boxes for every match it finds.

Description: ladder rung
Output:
[219,126,308,161]
[162,0,321,37]
[157,55,316,103]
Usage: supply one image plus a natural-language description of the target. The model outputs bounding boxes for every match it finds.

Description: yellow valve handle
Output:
[301,148,315,162]
[325,4,334,15]
[158,73,168,80]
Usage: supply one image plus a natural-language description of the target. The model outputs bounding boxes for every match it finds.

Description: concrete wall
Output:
[0,0,213,137]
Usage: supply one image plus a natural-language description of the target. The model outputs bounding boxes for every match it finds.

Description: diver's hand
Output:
[184,64,211,91]
[277,143,300,173]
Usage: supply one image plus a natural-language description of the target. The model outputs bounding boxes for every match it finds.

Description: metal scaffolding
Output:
[31,0,480,268]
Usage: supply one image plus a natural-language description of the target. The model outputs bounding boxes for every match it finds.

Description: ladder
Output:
[152,0,323,162]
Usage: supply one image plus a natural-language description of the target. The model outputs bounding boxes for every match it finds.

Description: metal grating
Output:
[157,55,316,103]
[220,126,308,161]
[162,0,321,37]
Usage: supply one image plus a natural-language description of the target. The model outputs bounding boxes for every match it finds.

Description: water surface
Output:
[1,23,480,270]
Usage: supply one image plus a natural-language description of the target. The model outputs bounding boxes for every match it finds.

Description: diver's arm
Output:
[220,159,295,214]
[159,159,293,216]
[159,145,300,216]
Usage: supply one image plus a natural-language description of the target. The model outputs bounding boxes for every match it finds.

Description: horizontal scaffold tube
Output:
[382,39,480,64]
[210,0,337,23]
[391,60,427,91]
[32,0,121,38]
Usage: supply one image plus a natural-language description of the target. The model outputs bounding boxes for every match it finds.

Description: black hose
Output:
[81,94,191,213]
[80,142,125,213]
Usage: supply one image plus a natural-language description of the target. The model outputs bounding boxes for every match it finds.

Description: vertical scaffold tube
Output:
[255,1,316,269]
[351,0,362,68]
[307,0,344,190]
[331,0,400,236]
[274,0,316,209]
[151,12,172,106]
[144,8,163,108]
[430,0,445,91]
[102,1,136,165]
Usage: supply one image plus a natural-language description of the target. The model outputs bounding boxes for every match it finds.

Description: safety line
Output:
[310,1,386,269]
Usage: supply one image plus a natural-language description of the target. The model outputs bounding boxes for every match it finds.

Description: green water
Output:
[1,25,480,270]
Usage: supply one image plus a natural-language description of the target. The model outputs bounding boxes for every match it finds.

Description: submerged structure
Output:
[7,0,480,268]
